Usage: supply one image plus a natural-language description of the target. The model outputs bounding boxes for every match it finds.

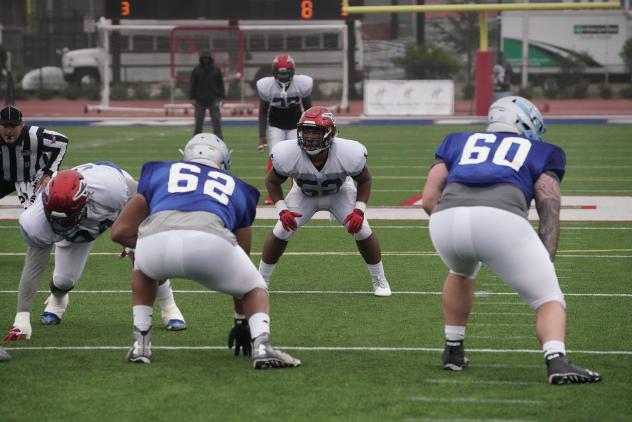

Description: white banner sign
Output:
[364,80,454,116]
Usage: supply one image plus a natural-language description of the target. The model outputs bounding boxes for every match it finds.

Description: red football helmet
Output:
[272,54,295,86]
[297,106,337,156]
[43,169,90,236]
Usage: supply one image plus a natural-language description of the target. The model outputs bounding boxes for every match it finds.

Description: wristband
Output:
[355,201,367,213]
[234,312,246,320]
[275,199,289,214]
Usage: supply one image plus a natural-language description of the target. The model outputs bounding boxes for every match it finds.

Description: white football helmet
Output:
[181,133,231,171]
[487,96,545,141]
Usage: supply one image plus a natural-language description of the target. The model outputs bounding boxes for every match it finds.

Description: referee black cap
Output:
[0,106,23,125]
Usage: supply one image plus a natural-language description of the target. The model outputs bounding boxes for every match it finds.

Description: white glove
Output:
[15,171,45,210]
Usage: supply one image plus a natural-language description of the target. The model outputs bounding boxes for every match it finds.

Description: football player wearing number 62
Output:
[422,96,600,385]
[111,134,300,368]
[259,106,392,297]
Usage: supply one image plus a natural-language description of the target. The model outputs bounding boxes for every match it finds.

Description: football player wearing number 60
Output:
[422,96,600,385]
[4,162,187,342]
[111,134,300,368]
[259,106,391,297]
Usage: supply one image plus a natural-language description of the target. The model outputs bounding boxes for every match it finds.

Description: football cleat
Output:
[160,302,187,331]
[251,334,301,369]
[442,340,470,371]
[264,196,274,205]
[546,353,601,385]
[0,346,12,362]
[41,293,69,325]
[127,326,152,364]
[371,275,392,297]
[165,319,187,331]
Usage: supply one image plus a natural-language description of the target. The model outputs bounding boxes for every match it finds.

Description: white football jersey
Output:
[256,75,313,108]
[19,163,131,246]
[271,137,367,197]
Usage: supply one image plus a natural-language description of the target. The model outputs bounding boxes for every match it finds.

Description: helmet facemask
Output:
[297,125,334,156]
[45,205,88,236]
[272,55,295,89]
[297,106,337,156]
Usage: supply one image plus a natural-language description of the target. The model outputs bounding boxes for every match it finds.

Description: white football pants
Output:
[429,206,565,310]
[272,179,372,241]
[134,230,267,298]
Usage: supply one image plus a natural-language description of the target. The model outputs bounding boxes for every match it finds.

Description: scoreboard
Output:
[105,0,363,20]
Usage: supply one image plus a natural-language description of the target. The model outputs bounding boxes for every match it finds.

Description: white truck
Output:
[61,47,104,85]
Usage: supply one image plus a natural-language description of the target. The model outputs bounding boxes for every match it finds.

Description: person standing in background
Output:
[256,55,312,204]
[190,51,225,138]
[493,52,513,101]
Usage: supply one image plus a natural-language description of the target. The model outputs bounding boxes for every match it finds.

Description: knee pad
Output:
[50,277,75,295]
[272,222,295,241]
[353,224,372,241]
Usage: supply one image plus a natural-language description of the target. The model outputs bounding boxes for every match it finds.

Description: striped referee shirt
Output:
[0,125,69,182]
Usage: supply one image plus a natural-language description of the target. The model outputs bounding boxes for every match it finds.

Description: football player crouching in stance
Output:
[422,96,600,385]
[111,134,300,368]
[3,162,187,342]
[259,106,392,297]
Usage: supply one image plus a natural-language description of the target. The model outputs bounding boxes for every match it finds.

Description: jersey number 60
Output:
[168,163,235,205]
[459,133,532,172]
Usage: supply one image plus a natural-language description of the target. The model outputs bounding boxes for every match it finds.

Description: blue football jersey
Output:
[435,132,566,202]
[137,161,260,231]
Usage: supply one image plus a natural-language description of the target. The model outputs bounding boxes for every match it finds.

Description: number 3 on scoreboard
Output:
[301,0,313,19]
[120,0,130,17]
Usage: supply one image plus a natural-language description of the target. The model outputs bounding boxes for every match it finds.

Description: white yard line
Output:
[0,290,631,297]
[425,379,540,386]
[3,345,631,355]
[410,397,543,405]
[2,196,632,221]
[0,251,631,258]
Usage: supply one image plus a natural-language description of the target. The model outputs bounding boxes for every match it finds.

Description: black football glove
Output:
[227,318,251,356]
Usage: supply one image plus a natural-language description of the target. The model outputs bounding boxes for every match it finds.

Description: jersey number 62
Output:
[168,163,235,205]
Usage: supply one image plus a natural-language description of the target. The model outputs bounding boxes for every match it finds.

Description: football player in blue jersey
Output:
[422,96,601,385]
[111,133,300,369]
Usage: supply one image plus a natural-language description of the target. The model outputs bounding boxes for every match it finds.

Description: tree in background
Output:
[392,42,460,80]
[431,10,480,90]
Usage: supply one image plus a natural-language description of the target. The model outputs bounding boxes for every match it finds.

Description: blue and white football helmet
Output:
[181,133,231,172]
[487,96,545,141]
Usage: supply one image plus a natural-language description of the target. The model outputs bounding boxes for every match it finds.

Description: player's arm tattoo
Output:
[534,172,561,262]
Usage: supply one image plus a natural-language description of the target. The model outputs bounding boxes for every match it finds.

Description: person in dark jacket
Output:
[190,51,225,138]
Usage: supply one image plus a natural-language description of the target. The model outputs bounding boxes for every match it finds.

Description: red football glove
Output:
[343,208,364,234]
[279,209,303,232]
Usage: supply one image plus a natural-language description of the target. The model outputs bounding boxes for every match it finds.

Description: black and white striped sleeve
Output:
[39,128,69,175]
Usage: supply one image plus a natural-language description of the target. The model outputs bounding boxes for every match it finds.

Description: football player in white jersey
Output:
[3,162,187,341]
[259,106,392,297]
[256,54,313,204]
